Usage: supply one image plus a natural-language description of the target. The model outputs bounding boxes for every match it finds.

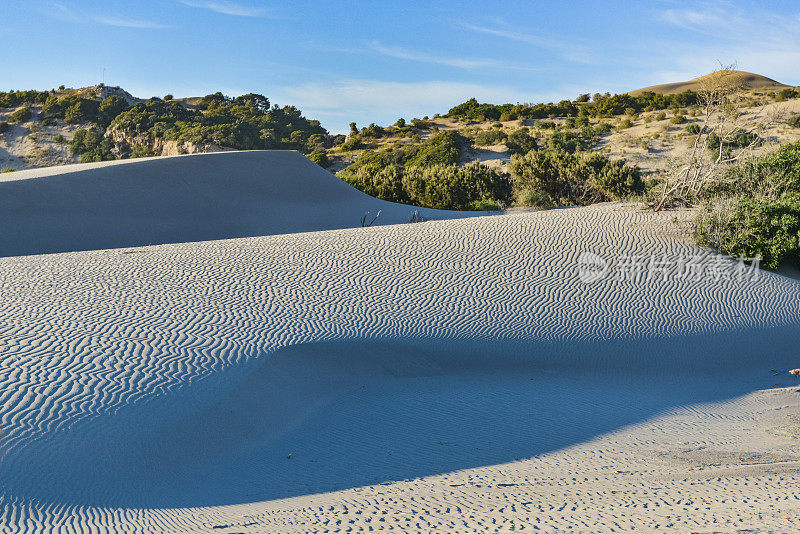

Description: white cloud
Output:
[459,22,595,65]
[369,42,538,72]
[93,16,168,29]
[45,2,167,29]
[179,0,267,17]
[656,3,800,85]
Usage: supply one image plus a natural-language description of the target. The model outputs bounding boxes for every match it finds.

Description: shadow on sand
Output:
[4,323,800,510]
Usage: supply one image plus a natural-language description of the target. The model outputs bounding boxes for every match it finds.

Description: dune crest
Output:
[0,151,474,257]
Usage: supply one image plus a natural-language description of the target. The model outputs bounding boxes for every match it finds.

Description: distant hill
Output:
[629,71,787,96]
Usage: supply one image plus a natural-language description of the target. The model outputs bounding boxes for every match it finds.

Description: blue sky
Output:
[2,0,799,133]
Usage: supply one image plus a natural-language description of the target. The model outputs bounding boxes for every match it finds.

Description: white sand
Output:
[1,154,800,533]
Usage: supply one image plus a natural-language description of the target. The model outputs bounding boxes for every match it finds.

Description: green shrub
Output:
[131,144,154,158]
[53,134,65,143]
[656,112,667,121]
[411,118,433,129]
[618,118,633,129]
[670,115,686,125]
[340,135,366,151]
[505,129,537,155]
[9,107,32,123]
[510,149,642,206]
[685,124,701,135]
[788,115,800,128]
[469,198,503,211]
[515,188,554,209]
[402,163,510,210]
[705,141,800,199]
[706,130,759,153]
[0,167,17,173]
[594,122,613,134]
[696,195,800,269]
[545,131,586,153]
[474,128,507,146]
[309,151,330,167]
[69,128,114,161]
[777,88,799,101]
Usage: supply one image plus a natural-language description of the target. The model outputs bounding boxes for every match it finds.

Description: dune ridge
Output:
[0,151,475,257]
[1,197,800,532]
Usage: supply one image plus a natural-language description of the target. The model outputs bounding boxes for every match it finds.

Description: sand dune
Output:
[629,70,787,95]
[0,151,474,257]
[1,191,800,532]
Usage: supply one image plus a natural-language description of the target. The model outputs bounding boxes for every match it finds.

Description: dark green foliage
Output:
[401,163,511,210]
[707,130,759,154]
[670,115,686,125]
[705,141,800,199]
[131,144,155,158]
[537,120,556,129]
[0,90,50,108]
[360,123,385,138]
[685,124,701,135]
[594,122,613,134]
[446,97,578,122]
[696,196,800,269]
[70,128,114,162]
[338,132,506,210]
[340,135,366,151]
[309,151,330,167]
[788,115,800,128]
[41,94,130,128]
[777,88,799,101]
[510,149,643,206]
[696,141,800,269]
[110,93,326,153]
[545,131,586,153]
[505,129,537,155]
[446,91,698,122]
[53,134,65,143]
[575,94,590,103]
[411,118,433,129]
[474,128,507,146]
[405,131,463,166]
[9,107,32,123]
[341,162,511,210]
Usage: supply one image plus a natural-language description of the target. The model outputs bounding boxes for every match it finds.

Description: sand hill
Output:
[629,70,787,96]
[0,151,474,257]
[1,151,799,531]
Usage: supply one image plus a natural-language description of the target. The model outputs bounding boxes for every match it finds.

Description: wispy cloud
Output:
[369,41,539,72]
[459,22,595,64]
[179,0,267,17]
[46,2,167,29]
[93,16,168,29]
[656,2,800,85]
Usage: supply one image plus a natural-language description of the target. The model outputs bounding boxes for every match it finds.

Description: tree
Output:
[653,65,783,211]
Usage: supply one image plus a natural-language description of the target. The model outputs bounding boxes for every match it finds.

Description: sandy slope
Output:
[1,195,799,532]
[0,151,475,257]
[629,70,787,95]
